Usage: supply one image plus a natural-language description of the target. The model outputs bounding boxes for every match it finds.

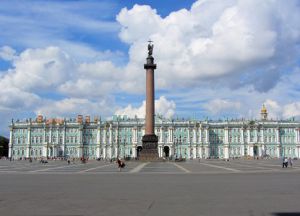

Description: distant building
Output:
[8,105,300,159]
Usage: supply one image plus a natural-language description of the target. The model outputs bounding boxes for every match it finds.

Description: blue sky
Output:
[0,0,300,137]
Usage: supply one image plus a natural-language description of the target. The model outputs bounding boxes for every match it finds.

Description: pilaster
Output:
[8,127,13,158]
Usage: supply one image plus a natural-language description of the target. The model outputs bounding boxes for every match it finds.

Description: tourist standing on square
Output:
[288,157,293,168]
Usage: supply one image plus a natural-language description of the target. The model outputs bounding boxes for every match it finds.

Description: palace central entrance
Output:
[163,146,170,158]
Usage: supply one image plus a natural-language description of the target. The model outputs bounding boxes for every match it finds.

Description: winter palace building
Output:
[8,105,300,160]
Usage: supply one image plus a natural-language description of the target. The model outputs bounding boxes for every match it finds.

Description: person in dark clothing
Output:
[117,158,125,171]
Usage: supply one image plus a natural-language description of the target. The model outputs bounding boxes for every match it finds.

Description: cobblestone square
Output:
[1,159,300,216]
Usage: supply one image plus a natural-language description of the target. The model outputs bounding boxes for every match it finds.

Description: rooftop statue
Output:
[148,41,154,56]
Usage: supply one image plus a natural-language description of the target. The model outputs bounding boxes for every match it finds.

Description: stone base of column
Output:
[139,134,161,161]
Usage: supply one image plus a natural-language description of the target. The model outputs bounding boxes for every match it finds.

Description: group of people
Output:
[282,157,293,168]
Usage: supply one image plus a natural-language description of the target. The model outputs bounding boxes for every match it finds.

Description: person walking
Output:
[284,157,288,168]
[288,157,293,168]
[117,158,122,172]
[116,158,125,172]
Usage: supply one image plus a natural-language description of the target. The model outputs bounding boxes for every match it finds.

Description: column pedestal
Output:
[139,134,159,161]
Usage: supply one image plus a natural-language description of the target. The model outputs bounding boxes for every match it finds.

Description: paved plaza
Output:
[1,159,300,216]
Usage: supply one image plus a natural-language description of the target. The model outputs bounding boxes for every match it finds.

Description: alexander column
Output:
[140,41,159,160]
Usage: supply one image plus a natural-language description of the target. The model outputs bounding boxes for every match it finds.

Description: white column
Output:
[132,145,137,158]
[205,127,209,144]
[109,125,112,144]
[49,127,52,144]
[258,145,262,157]
[224,127,229,144]
[276,128,280,144]
[224,146,229,159]
[241,128,245,156]
[133,128,137,143]
[158,145,162,157]
[193,128,197,144]
[62,126,66,156]
[8,128,13,158]
[114,146,118,158]
[103,146,107,159]
[169,145,173,157]
[254,128,258,143]
[199,128,202,144]
[199,146,203,159]
[115,127,119,157]
[26,126,31,158]
[205,146,210,158]
[102,128,106,144]
[193,145,197,159]
[109,146,112,159]
[42,145,47,157]
[294,128,298,144]
[247,128,250,143]
[43,126,46,144]
[78,146,82,158]
[160,127,163,143]
[96,128,101,158]
[261,128,264,144]
[276,145,281,158]
[249,145,253,157]
[224,127,229,159]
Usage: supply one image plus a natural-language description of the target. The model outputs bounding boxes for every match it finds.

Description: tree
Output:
[0,136,9,157]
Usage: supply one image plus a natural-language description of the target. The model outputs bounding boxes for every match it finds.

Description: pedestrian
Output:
[117,158,122,171]
[282,157,286,168]
[117,158,125,171]
[284,157,288,168]
[288,157,293,168]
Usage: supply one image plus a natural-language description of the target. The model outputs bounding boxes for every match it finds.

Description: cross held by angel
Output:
[148,41,154,56]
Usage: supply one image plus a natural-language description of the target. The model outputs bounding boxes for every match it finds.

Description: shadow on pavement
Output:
[273,213,300,216]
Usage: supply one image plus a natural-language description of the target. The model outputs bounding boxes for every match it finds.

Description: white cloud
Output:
[115,96,176,118]
[203,99,241,115]
[263,99,282,119]
[283,103,300,119]
[0,46,16,61]
[116,0,300,92]
[0,47,75,92]
[35,97,114,118]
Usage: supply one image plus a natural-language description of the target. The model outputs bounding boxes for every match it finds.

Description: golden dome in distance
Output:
[261,104,267,114]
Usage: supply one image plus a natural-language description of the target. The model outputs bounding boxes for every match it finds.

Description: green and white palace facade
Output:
[8,106,300,160]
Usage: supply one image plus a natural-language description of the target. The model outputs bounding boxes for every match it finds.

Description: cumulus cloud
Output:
[261,100,300,120]
[203,99,241,115]
[0,47,75,92]
[0,0,300,137]
[35,97,114,118]
[115,96,176,118]
[116,0,300,92]
[283,103,300,119]
[0,46,16,61]
[263,99,282,119]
